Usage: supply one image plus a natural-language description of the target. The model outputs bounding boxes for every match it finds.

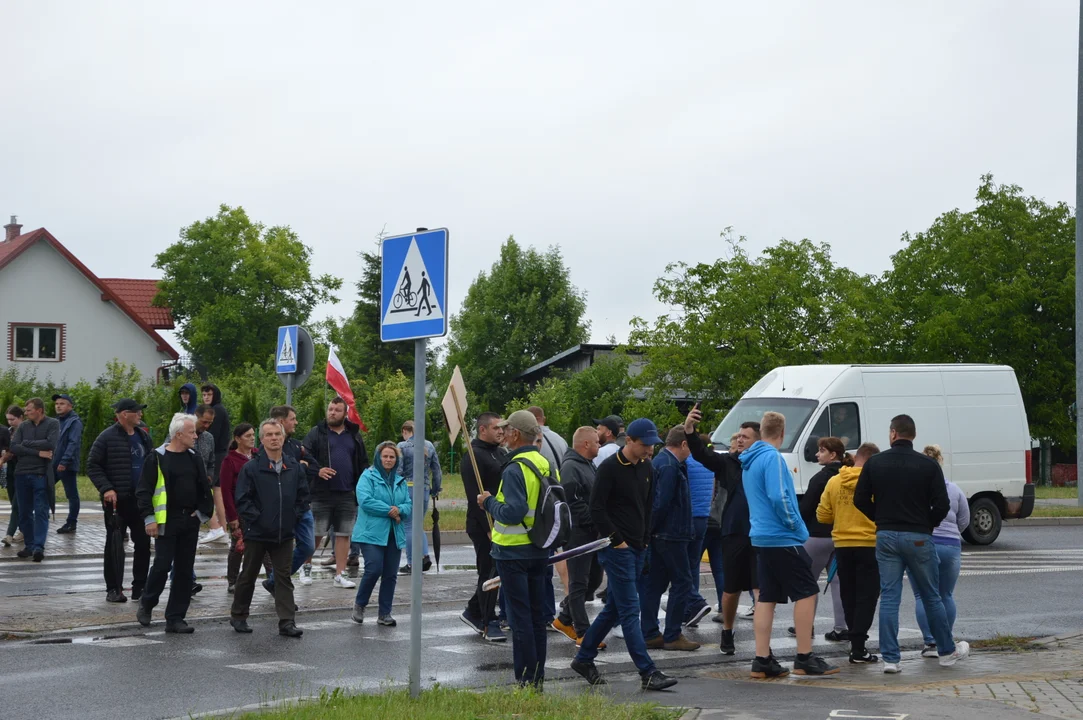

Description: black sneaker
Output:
[422,555,433,572]
[131,587,143,602]
[347,554,360,568]
[106,590,127,603]
[165,621,194,634]
[136,604,152,627]
[32,550,43,562]
[719,628,736,655]
[793,653,840,676]
[279,622,303,638]
[190,583,203,596]
[16,549,31,559]
[571,660,606,686]
[641,670,678,691]
[849,649,879,664]
[230,619,253,633]
[56,523,76,534]
[750,655,789,679]
[825,629,848,642]
[399,564,412,575]
[787,625,797,637]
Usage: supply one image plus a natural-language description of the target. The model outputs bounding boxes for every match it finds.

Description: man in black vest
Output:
[87,399,153,603]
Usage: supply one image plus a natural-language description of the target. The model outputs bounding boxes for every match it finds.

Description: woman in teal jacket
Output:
[351,441,412,626]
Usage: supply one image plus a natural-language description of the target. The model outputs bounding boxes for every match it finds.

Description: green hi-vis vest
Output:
[153,457,168,528]
[491,449,548,548]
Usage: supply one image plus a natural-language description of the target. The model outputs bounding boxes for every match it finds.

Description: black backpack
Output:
[514,457,573,550]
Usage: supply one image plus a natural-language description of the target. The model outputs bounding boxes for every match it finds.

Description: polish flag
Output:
[326,347,367,431]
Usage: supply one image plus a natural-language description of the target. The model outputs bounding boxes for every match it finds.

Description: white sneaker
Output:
[199,527,227,544]
[883,662,901,674]
[738,605,755,620]
[939,640,970,667]
[12,531,24,544]
[333,574,356,589]
[298,563,313,586]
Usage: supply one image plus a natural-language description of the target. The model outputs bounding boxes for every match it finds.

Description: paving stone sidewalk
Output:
[699,632,1083,719]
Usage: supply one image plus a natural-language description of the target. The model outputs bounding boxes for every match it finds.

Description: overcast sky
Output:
[2,1,1076,354]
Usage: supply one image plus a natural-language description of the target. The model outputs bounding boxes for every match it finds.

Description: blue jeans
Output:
[700,527,725,609]
[266,510,316,591]
[876,531,956,662]
[640,538,694,643]
[403,493,429,565]
[685,517,710,613]
[909,541,962,646]
[55,469,79,524]
[576,547,656,675]
[495,557,548,687]
[15,474,49,553]
[355,541,401,617]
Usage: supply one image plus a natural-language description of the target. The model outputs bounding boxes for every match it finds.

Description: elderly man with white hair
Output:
[135,413,214,633]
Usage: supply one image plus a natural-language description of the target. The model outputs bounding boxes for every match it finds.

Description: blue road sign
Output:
[380,228,449,342]
[276,325,299,373]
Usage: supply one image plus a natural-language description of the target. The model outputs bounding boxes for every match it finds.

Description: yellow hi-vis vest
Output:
[153,456,168,528]
[491,449,550,548]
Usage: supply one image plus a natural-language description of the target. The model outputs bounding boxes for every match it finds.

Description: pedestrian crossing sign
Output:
[380,228,449,342]
[276,325,299,373]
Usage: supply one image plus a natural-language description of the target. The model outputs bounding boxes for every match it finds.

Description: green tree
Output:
[885,175,1075,447]
[335,240,416,379]
[629,230,888,407]
[445,237,590,410]
[153,205,342,370]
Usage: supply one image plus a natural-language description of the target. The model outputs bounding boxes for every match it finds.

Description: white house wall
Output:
[0,240,173,383]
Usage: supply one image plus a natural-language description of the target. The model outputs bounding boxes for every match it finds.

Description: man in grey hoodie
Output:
[552,427,604,643]
[10,398,59,561]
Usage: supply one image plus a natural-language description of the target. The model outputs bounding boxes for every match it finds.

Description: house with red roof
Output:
[0,216,178,382]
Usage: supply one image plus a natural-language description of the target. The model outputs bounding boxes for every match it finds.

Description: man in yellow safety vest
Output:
[476,409,550,689]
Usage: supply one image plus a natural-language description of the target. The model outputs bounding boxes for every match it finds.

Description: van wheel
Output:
[963,498,1001,545]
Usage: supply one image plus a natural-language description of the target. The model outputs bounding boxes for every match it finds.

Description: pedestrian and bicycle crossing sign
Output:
[276,325,299,373]
[380,228,449,342]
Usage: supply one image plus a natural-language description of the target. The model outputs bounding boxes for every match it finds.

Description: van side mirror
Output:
[803,438,818,463]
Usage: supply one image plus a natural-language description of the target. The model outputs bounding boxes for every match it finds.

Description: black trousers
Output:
[141,514,200,623]
[557,527,603,635]
[103,496,150,594]
[466,521,499,623]
[835,545,881,653]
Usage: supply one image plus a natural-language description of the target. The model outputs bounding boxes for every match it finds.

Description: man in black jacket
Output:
[263,405,317,592]
[552,426,604,644]
[854,414,967,672]
[303,397,369,588]
[459,411,507,641]
[230,419,309,637]
[87,399,153,603]
[683,411,760,655]
[572,418,677,692]
[135,413,214,633]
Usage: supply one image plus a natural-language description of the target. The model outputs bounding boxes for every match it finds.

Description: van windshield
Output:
[710,398,819,453]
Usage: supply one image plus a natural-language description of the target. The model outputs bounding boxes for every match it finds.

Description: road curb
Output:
[1004,517,1083,526]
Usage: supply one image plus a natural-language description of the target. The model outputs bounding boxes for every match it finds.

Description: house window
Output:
[10,324,64,362]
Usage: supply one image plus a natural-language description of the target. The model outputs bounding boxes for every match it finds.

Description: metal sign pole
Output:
[409,337,426,698]
[285,372,294,407]
[1077,0,1083,508]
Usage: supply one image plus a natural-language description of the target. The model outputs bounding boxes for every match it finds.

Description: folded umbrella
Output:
[108,505,125,593]
[430,497,441,572]
[824,553,838,593]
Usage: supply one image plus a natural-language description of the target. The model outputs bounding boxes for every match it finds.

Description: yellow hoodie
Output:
[816,466,877,547]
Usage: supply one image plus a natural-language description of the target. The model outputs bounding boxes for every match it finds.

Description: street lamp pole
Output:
[1076,0,1083,506]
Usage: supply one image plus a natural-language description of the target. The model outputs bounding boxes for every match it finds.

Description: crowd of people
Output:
[0,389,973,690]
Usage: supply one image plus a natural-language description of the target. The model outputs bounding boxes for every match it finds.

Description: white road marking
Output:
[226,661,315,673]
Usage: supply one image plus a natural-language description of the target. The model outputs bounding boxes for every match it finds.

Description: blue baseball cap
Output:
[625,418,662,445]
[51,393,73,404]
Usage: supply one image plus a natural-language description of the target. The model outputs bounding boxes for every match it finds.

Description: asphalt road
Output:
[0,525,1078,720]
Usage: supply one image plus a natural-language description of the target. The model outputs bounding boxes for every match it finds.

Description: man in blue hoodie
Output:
[741,411,838,678]
[51,394,83,534]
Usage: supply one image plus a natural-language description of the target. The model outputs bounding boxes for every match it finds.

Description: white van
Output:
[710,364,1034,545]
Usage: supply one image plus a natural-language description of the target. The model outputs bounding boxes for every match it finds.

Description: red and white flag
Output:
[326,346,367,431]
